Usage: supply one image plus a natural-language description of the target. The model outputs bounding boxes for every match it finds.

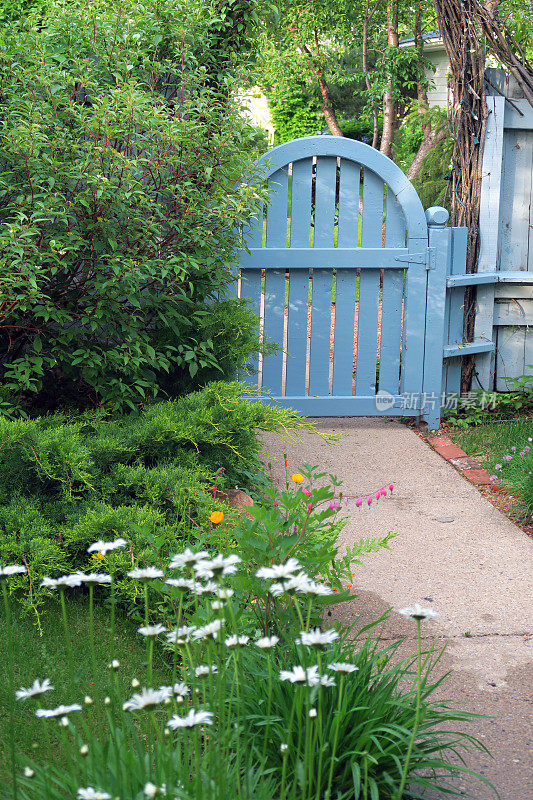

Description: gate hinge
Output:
[394,248,433,269]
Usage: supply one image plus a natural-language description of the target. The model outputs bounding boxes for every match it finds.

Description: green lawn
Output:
[0,595,168,783]
[454,418,533,467]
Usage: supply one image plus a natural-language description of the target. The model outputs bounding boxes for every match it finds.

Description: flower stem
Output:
[325,675,345,800]
[394,618,423,800]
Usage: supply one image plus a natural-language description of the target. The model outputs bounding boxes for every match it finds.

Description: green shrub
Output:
[0,382,314,617]
[0,0,269,414]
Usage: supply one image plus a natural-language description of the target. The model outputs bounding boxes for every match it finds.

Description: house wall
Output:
[425,48,450,108]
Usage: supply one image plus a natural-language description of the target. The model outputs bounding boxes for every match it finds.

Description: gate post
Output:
[423,207,452,430]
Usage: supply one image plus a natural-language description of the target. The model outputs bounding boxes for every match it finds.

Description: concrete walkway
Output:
[260,417,533,800]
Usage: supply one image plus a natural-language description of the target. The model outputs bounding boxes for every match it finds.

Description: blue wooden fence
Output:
[236,136,468,429]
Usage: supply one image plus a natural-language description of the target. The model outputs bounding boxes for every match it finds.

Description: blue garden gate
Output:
[236,136,467,430]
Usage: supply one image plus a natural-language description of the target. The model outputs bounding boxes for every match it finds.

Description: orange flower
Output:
[209,511,224,525]
[291,473,304,484]
[91,552,105,561]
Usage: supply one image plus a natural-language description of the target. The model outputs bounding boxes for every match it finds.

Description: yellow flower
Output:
[91,552,105,561]
[291,473,304,484]
[209,511,224,526]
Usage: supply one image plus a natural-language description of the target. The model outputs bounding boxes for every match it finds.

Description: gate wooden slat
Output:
[286,158,313,396]
[290,159,313,247]
[309,269,333,396]
[313,157,337,247]
[332,160,359,396]
[308,157,336,395]
[261,167,289,391]
[379,189,405,395]
[355,169,383,396]
[239,269,262,382]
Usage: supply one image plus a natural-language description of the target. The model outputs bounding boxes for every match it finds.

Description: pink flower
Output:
[494,464,502,470]
[218,467,225,475]
[524,446,530,452]
[307,503,313,512]
[511,446,516,452]
[303,488,312,497]
[273,500,279,508]
[355,497,362,508]
[344,498,349,506]
[389,484,394,492]
[375,492,380,501]
[367,496,372,507]
[504,455,512,461]
[380,488,387,497]
[489,475,498,481]
[329,501,340,511]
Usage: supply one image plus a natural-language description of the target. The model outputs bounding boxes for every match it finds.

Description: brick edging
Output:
[426,434,495,486]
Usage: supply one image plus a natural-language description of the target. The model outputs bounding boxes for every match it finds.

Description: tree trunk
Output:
[288,23,344,136]
[406,125,448,180]
[380,0,398,157]
[362,0,381,148]
[414,0,429,107]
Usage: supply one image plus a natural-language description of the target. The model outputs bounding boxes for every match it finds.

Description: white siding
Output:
[426,48,450,108]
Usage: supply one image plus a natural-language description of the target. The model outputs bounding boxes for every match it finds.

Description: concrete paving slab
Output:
[260,417,533,800]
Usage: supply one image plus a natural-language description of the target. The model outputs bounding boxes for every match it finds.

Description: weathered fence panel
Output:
[474,75,533,391]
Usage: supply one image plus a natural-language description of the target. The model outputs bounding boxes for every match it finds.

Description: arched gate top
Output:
[254,135,428,240]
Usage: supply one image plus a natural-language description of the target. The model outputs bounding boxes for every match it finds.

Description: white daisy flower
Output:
[255,636,279,649]
[270,572,311,597]
[193,554,241,580]
[173,682,190,698]
[280,743,288,752]
[127,567,164,581]
[166,626,196,645]
[225,634,250,647]
[144,783,167,798]
[87,538,127,554]
[23,766,34,778]
[166,578,195,592]
[35,703,82,718]
[80,744,89,756]
[211,600,224,610]
[16,678,54,701]
[169,549,209,569]
[279,665,320,686]
[328,662,359,673]
[305,580,333,596]
[131,679,140,688]
[167,709,214,728]
[256,558,302,580]
[194,665,218,678]
[191,580,218,596]
[398,604,439,621]
[216,588,234,600]
[59,716,69,727]
[84,696,93,705]
[40,574,84,589]
[320,675,336,687]
[108,660,120,670]
[191,619,224,641]
[137,624,166,637]
[297,628,339,648]
[122,686,172,712]
[77,789,112,800]
[74,573,112,585]
[309,708,317,718]
[0,564,26,578]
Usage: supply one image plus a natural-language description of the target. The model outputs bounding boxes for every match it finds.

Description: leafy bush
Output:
[0,382,315,618]
[490,436,533,514]
[0,0,269,414]
[268,82,321,144]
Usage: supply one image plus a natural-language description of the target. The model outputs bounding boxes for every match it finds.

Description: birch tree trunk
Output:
[380,0,398,157]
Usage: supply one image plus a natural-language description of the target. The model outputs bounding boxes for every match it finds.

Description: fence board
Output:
[379,190,405,395]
